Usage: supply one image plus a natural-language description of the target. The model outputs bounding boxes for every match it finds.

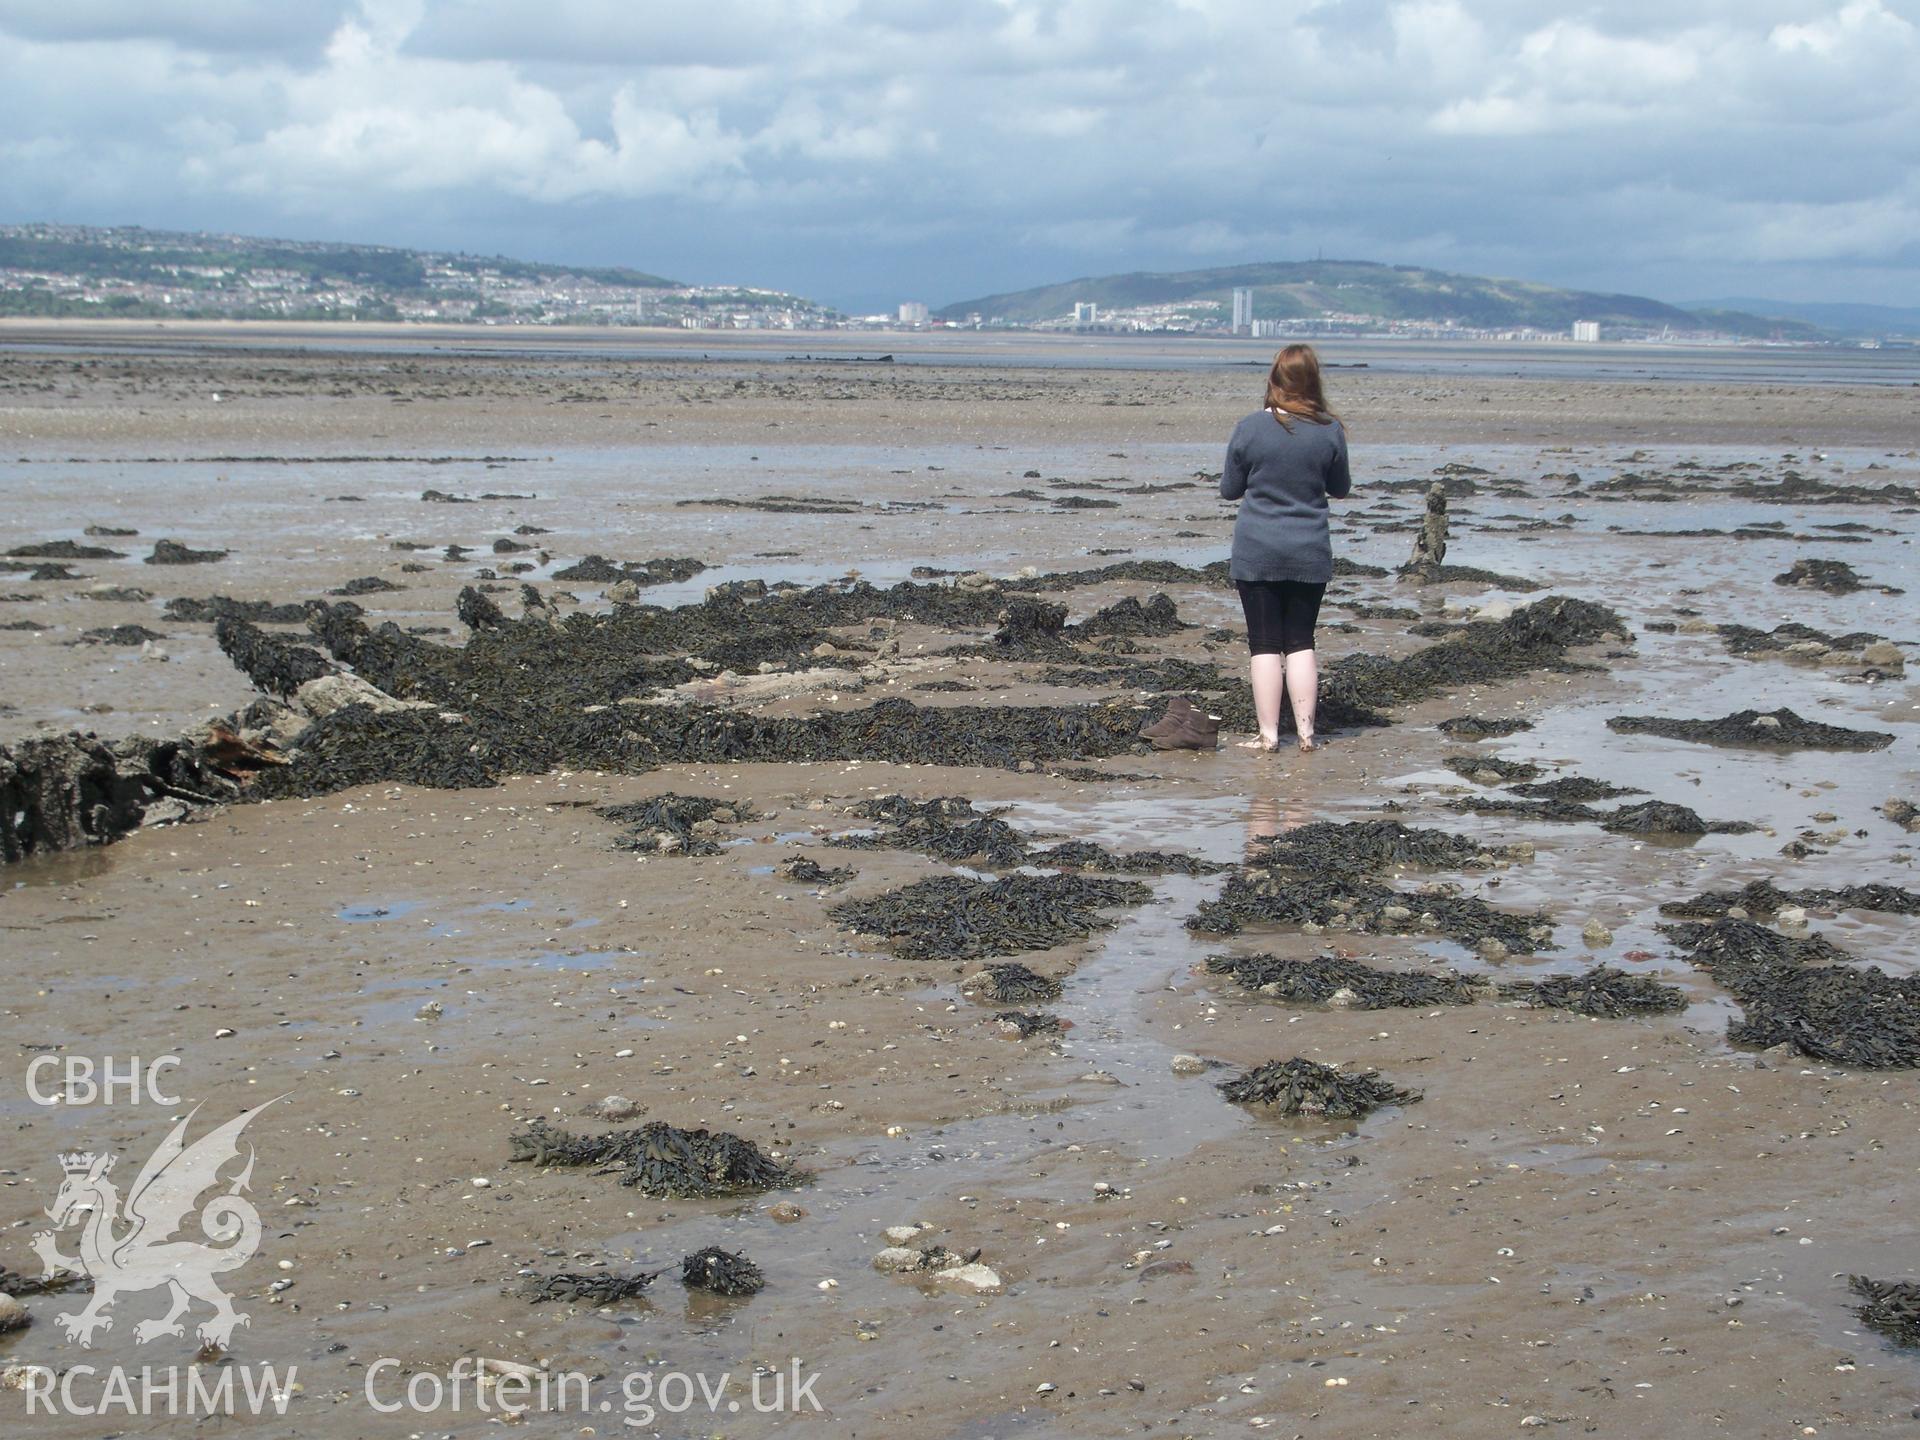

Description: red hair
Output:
[1263,344,1337,430]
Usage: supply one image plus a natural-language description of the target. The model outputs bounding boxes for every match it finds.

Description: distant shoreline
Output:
[0,314,1849,350]
[3,316,1915,395]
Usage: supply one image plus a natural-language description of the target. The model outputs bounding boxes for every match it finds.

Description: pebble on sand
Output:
[934,1263,1004,1292]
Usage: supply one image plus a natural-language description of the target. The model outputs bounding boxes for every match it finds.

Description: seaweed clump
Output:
[834,794,1224,875]
[1774,558,1896,595]
[596,793,752,857]
[1723,963,1920,1068]
[1251,819,1521,873]
[1659,917,1856,972]
[681,1247,765,1297]
[961,962,1065,1004]
[1318,596,1628,717]
[1424,565,1543,591]
[1660,881,1920,921]
[834,794,1032,867]
[1508,777,1642,802]
[967,596,1174,660]
[1718,621,1885,659]
[518,1269,662,1305]
[1204,952,1482,1008]
[1071,593,1187,639]
[1661,917,1920,1067]
[1849,1276,1920,1347]
[1190,866,1553,953]
[1217,1058,1422,1117]
[995,1010,1064,1037]
[507,1119,806,1197]
[1195,819,1550,953]
[0,1263,87,1297]
[1603,801,1754,836]
[77,625,165,646]
[329,576,403,597]
[1037,839,1230,876]
[1497,965,1686,1016]
[1449,794,1754,836]
[144,539,227,565]
[1443,754,1543,785]
[551,554,705,586]
[213,617,332,697]
[6,539,125,560]
[831,873,1150,961]
[1438,715,1534,740]
[784,856,855,886]
[248,704,495,796]
[1607,707,1893,752]
[165,595,309,625]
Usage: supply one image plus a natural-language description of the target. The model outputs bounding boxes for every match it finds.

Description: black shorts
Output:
[1237,579,1325,655]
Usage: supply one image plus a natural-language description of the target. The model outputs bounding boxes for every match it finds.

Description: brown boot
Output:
[1148,708,1220,751]
[1141,695,1199,743]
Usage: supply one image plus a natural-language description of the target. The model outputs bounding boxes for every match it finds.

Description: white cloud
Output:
[0,0,1914,304]
[1770,0,1913,56]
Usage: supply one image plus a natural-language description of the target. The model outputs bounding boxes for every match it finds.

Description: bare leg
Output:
[1237,653,1285,749]
[1284,648,1318,749]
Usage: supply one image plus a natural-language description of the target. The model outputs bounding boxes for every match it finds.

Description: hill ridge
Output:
[938,258,1822,339]
[0,221,829,326]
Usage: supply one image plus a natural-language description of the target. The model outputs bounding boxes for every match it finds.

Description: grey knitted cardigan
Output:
[1220,410,1351,583]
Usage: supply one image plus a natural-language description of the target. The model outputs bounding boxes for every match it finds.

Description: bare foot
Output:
[1297,735,1318,752]
[1236,735,1279,751]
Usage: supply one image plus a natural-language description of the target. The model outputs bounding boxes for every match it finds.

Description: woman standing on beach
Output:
[1220,344,1351,752]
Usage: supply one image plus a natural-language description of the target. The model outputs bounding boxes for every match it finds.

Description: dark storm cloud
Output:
[1,0,1914,309]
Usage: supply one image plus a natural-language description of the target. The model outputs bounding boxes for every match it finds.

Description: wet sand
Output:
[2,328,1919,1437]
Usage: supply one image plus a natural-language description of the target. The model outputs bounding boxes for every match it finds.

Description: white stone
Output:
[933,1263,1003,1292]
[295,672,434,719]
[1861,640,1904,668]
[1169,1054,1208,1076]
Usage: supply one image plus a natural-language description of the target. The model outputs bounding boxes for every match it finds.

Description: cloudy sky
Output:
[2,0,1915,311]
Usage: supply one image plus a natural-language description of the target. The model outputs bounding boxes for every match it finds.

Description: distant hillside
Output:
[1685,296,1920,340]
[0,223,831,326]
[938,259,1814,337]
